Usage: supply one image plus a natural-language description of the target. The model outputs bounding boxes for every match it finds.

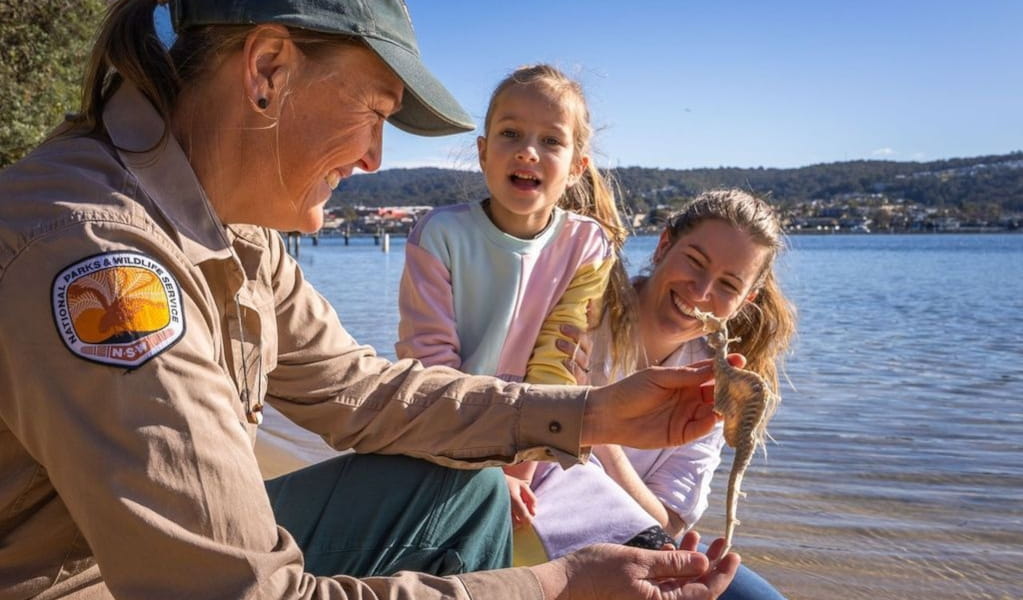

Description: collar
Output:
[471,200,566,253]
[103,83,233,266]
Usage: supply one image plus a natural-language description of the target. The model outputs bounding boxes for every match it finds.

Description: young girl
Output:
[526,189,796,599]
[396,64,632,528]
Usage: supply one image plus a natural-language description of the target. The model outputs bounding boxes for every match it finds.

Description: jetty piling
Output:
[284,231,301,258]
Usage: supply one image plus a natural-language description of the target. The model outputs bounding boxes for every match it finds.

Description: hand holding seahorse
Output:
[690,307,780,559]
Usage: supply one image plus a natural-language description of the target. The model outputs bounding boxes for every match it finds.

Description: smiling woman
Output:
[0,1,741,599]
[516,189,797,600]
[107,21,403,232]
[639,218,771,366]
[172,37,405,232]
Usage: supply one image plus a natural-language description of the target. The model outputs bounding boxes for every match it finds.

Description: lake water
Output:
[294,233,1023,600]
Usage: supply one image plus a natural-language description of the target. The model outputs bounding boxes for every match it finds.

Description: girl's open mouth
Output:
[509,172,541,190]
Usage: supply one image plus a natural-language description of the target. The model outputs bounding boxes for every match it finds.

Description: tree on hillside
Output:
[0,0,106,167]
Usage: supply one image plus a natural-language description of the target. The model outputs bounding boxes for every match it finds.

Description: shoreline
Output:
[307,228,1023,239]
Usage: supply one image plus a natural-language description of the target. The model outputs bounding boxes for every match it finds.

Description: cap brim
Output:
[362,37,474,137]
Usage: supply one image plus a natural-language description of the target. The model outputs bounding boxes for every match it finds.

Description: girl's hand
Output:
[557,324,592,384]
[505,474,537,530]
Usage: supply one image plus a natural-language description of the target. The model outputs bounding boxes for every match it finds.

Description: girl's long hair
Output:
[483,64,638,370]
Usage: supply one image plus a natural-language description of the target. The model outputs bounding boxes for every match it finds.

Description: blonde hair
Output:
[657,189,797,392]
[75,0,358,147]
[483,64,637,369]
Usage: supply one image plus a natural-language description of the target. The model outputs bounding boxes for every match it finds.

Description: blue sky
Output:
[157,2,1022,171]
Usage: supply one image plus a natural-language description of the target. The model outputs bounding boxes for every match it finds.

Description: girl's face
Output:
[639,218,771,351]
[476,85,587,238]
[247,44,403,233]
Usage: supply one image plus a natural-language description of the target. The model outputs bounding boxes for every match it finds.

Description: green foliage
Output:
[0,0,106,167]
[333,167,487,207]
[612,152,1023,214]
[331,152,1023,217]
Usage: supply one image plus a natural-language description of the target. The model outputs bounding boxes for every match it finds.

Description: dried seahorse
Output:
[690,307,779,559]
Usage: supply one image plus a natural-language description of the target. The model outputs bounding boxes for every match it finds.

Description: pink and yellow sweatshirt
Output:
[396,201,613,384]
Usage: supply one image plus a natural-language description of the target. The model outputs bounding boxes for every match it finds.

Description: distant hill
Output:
[332,167,486,208]
[329,151,1023,215]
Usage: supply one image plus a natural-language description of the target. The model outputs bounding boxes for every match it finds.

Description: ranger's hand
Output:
[530,535,739,600]
[582,356,744,449]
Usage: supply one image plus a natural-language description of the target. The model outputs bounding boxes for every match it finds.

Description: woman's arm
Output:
[593,444,687,536]
[2,225,493,599]
[639,429,726,532]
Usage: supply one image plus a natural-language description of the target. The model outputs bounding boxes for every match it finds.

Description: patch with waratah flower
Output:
[51,252,185,368]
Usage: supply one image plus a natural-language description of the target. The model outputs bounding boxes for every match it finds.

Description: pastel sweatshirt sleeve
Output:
[525,253,614,385]
[395,222,461,369]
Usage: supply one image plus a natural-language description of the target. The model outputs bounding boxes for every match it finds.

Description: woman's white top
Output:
[527,325,725,559]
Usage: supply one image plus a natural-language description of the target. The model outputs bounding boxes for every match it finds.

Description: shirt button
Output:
[548,421,562,434]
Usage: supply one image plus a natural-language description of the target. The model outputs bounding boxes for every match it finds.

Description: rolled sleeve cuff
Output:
[517,384,591,468]
[458,567,544,599]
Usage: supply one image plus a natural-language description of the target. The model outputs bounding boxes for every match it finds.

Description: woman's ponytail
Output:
[77,0,180,138]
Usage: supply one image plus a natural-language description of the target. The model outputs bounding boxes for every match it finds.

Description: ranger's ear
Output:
[243,25,296,113]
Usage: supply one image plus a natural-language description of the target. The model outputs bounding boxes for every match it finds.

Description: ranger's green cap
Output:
[169,0,474,136]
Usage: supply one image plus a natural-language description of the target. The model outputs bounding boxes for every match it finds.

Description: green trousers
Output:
[265,454,512,577]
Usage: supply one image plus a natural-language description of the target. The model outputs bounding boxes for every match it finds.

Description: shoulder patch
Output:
[51,252,185,368]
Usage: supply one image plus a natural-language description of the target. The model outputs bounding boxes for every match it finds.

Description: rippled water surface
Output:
[298,233,1023,600]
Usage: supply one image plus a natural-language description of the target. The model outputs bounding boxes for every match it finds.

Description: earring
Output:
[257,97,269,109]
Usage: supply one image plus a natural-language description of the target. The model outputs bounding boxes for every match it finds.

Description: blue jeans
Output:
[699,543,788,600]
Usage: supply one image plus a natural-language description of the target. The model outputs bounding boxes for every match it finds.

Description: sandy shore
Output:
[696,476,1022,600]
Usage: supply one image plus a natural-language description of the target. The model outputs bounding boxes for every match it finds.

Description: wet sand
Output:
[697,460,1023,600]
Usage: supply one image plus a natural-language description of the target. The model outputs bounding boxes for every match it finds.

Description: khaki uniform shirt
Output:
[0,84,588,600]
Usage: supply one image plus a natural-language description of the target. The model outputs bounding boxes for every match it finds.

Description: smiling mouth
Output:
[671,291,721,332]
[671,291,698,319]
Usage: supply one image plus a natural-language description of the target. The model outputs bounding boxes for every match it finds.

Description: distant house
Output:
[377,207,408,219]
[789,217,840,232]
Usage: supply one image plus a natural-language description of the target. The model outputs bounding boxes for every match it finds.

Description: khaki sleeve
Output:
[525,256,615,385]
[0,223,550,599]
[264,232,588,468]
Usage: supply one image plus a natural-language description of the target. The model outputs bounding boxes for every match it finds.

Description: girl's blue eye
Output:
[544,136,562,146]
[500,130,518,139]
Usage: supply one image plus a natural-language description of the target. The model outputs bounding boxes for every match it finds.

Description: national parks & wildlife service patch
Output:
[51,252,185,368]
